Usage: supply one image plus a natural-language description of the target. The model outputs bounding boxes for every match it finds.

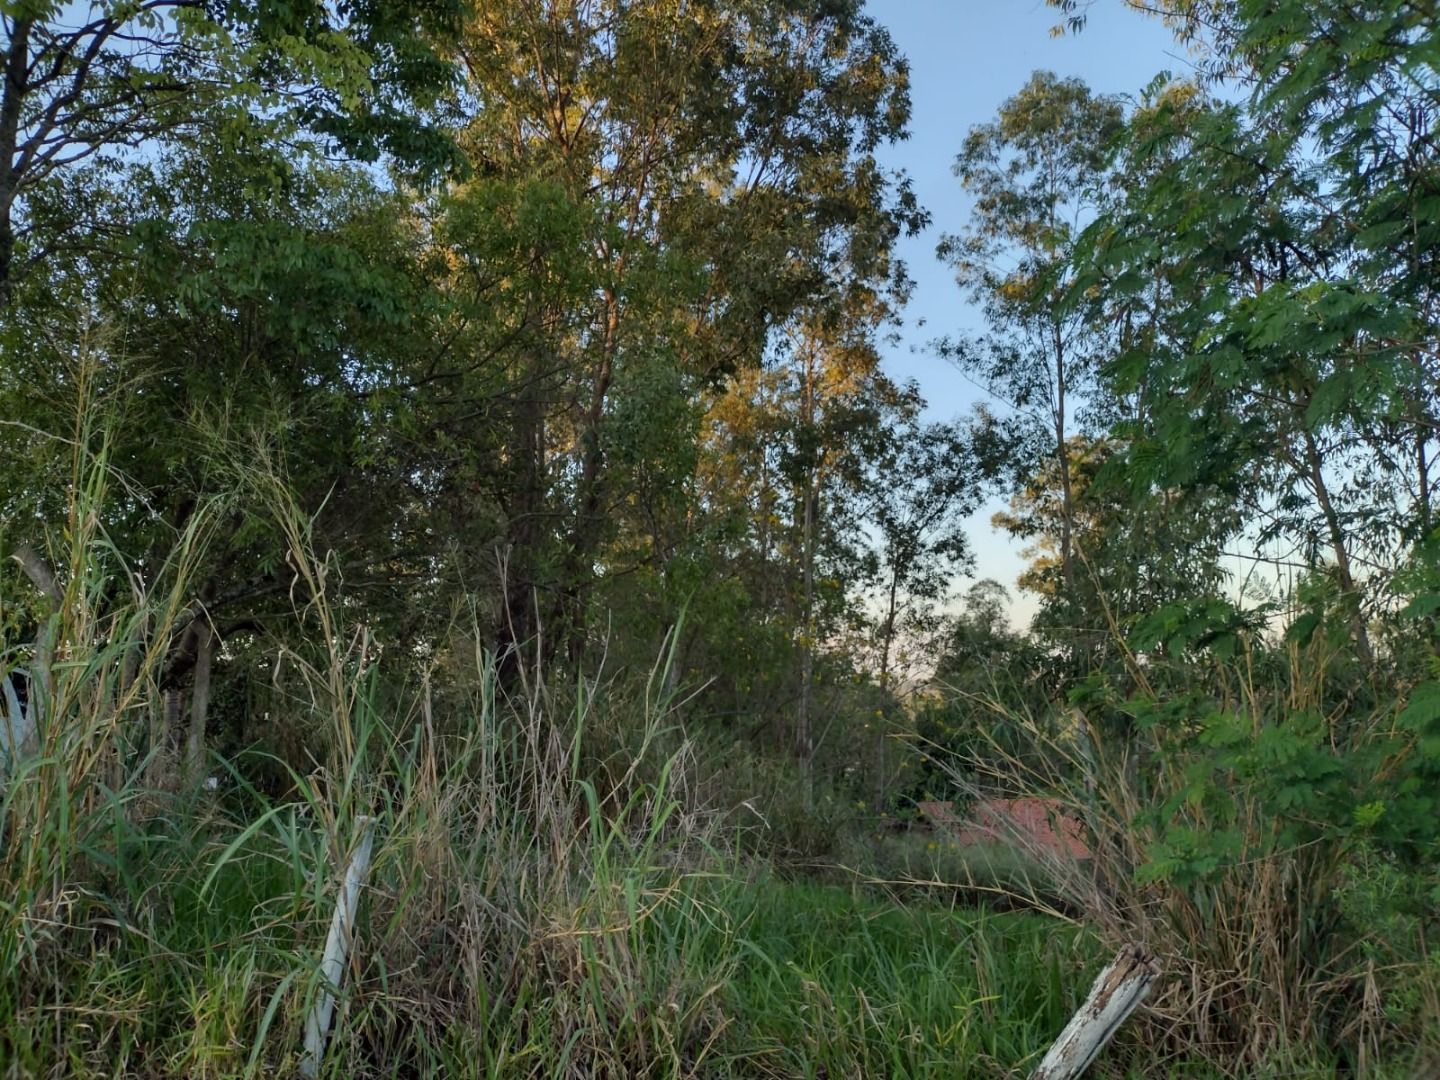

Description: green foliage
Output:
[0,0,463,304]
[7,0,1440,1074]
[936,635,1440,1073]
[1130,597,1260,660]
[960,13,1440,1064]
[908,581,1053,800]
[1068,2,1439,625]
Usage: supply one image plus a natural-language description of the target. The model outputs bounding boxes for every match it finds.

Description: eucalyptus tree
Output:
[678,306,913,778]
[865,411,998,696]
[859,411,989,805]
[435,0,924,669]
[779,315,916,781]
[937,71,1123,603]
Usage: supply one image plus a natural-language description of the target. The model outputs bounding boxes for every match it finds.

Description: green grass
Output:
[705,877,1096,1078]
[0,824,1100,1079]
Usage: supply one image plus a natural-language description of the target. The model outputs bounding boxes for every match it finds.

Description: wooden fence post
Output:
[300,816,376,1078]
[1030,944,1159,1080]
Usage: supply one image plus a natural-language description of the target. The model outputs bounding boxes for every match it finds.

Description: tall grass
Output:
[0,359,1179,1080]
[1,372,216,1002]
[0,399,1112,1078]
[0,383,740,1076]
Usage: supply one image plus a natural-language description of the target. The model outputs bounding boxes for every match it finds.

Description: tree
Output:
[861,414,986,807]
[0,0,461,304]
[1,0,470,782]
[940,579,1024,678]
[992,435,1230,659]
[937,71,1123,605]
[867,417,980,698]
[905,579,1048,804]
[0,107,459,785]
[1064,1,1440,658]
[435,0,924,670]
[681,307,910,780]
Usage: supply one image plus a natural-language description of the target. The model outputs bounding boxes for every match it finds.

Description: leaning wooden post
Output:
[4,543,62,775]
[0,672,31,775]
[1030,944,1159,1080]
[300,816,376,1078]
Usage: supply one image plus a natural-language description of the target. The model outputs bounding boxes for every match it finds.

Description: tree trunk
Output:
[1300,429,1373,663]
[12,542,59,604]
[797,469,816,808]
[13,543,60,735]
[1416,414,1432,538]
[185,620,214,788]
[149,687,181,790]
[498,355,547,685]
[0,18,32,305]
[873,573,899,812]
[153,607,206,790]
[552,294,620,665]
[1052,320,1076,598]
[796,347,819,806]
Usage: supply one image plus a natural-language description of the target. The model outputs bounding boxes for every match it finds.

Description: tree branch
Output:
[11,542,61,605]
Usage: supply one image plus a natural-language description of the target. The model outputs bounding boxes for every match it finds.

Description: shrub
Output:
[936,619,1440,1076]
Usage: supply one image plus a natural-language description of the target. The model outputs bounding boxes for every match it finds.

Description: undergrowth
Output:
[0,428,1101,1079]
[6,379,1436,1079]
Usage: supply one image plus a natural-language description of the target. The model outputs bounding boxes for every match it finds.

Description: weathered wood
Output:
[300,817,377,1079]
[1030,944,1159,1080]
[0,671,30,771]
[6,543,60,769]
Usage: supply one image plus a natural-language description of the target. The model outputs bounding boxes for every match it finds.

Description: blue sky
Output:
[868,1,1189,623]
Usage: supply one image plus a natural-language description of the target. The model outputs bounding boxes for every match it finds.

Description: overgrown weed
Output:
[929,625,1440,1077]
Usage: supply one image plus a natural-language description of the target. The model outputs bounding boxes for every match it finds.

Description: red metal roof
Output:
[918,798,1090,860]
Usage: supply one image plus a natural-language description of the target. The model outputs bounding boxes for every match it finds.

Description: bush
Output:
[937,623,1440,1076]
